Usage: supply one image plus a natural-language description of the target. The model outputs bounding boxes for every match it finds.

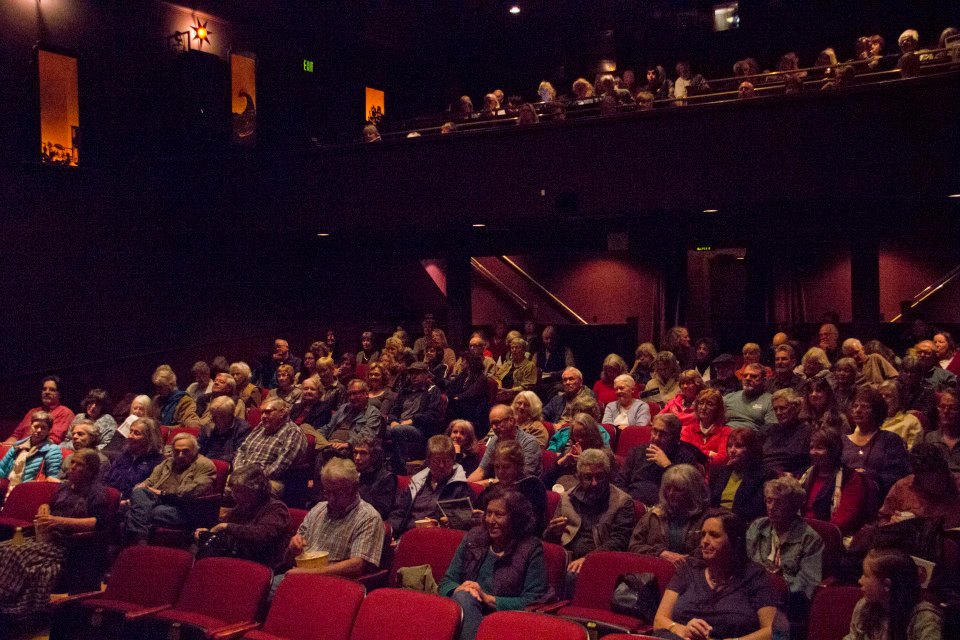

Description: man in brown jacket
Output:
[124,432,216,543]
[544,448,636,577]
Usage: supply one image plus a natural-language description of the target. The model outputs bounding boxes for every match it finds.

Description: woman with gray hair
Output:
[747,476,823,633]
[494,337,537,403]
[629,464,710,565]
[601,374,651,428]
[511,391,549,448]
[195,464,289,567]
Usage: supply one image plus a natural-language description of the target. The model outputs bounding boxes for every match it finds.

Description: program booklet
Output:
[438,496,475,531]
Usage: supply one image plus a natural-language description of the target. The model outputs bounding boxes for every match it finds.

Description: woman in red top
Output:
[592,353,629,408]
[798,428,868,536]
[664,370,705,432]
[681,388,732,464]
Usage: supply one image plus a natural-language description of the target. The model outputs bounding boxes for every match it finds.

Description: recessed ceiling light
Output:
[317,233,330,237]
[472,223,486,228]
[509,5,521,15]
[703,208,719,213]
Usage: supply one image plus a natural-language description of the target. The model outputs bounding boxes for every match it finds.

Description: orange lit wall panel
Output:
[39,50,79,166]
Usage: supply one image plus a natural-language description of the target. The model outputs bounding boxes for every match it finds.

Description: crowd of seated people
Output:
[361,24,959,141]
[6,316,960,639]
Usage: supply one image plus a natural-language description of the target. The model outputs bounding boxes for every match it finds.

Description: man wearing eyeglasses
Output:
[467,404,542,483]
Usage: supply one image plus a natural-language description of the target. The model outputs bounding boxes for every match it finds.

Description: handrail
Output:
[889,264,960,322]
[469,258,530,312]
[496,256,589,325]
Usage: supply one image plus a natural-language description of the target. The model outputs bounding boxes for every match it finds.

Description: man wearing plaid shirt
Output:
[282,457,383,581]
[233,397,308,493]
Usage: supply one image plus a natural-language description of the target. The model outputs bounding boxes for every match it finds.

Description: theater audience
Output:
[0,411,63,497]
[103,417,165,499]
[879,442,960,528]
[123,433,216,544]
[447,419,481,477]
[834,357,860,414]
[630,342,658,386]
[389,435,472,537]
[747,476,823,606]
[925,389,960,471]
[289,376,328,436]
[535,326,576,391]
[898,355,938,430]
[763,388,813,476]
[601,374,651,429]
[544,449,636,576]
[845,548,943,640]
[800,346,832,381]
[511,391,550,448]
[475,441,547,535]
[193,465,289,568]
[801,376,850,434]
[266,363,302,408]
[281,458,383,583]
[4,376,74,446]
[934,330,960,375]
[493,337,535,402]
[709,428,773,522]
[543,367,596,425]
[916,340,958,391]
[629,464,710,565]
[151,365,201,428]
[440,486,549,640]
[708,353,742,396]
[843,338,898,384]
[663,370,705,431]
[351,434,397,520]
[471,405,542,482]
[186,361,213,399]
[798,428,869,536]
[682,388,732,464]
[447,352,489,425]
[233,397,309,493]
[643,351,681,405]
[64,389,116,451]
[878,380,923,450]
[197,372,245,426]
[113,394,151,443]
[387,361,444,469]
[544,413,611,487]
[766,344,804,393]
[616,413,705,505]
[592,354,629,407]
[692,337,717,382]
[230,361,262,409]
[365,362,396,416]
[423,340,450,389]
[0,448,108,620]
[724,363,776,431]
[317,379,382,451]
[842,387,910,497]
[652,509,777,640]
[198,396,251,464]
[453,334,497,377]
[58,420,110,480]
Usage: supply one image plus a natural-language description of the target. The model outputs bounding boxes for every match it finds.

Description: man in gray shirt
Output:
[724,363,776,431]
[468,404,542,482]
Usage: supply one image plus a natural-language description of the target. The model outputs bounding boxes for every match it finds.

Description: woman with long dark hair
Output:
[801,376,849,433]
[798,428,868,536]
[709,428,775,523]
[652,509,778,639]
[845,548,943,640]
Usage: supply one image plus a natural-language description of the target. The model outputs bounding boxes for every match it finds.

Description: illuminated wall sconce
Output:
[169,18,213,52]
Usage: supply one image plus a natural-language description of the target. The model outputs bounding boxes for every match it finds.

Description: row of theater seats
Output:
[49,531,865,640]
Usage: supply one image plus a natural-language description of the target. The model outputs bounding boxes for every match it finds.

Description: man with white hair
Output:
[124,433,216,543]
[283,458,383,579]
[841,338,897,385]
[197,371,246,427]
[199,396,251,464]
[542,367,596,424]
[151,365,201,428]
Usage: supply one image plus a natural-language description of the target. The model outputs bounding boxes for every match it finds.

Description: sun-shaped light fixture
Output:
[191,19,212,49]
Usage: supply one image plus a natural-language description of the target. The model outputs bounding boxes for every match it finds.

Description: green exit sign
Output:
[696,246,713,252]
[303,59,314,73]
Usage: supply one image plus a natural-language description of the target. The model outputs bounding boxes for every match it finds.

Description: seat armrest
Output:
[50,590,103,609]
[124,604,172,621]
[529,599,569,614]
[356,569,389,591]
[208,621,260,639]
